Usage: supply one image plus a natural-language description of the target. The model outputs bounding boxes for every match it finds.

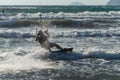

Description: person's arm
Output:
[35,34,39,41]
[35,33,42,41]
[35,36,38,41]
[44,30,50,38]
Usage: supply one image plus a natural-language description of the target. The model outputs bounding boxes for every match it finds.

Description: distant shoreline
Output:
[0,5,120,7]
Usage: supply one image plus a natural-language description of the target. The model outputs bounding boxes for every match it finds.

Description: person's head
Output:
[39,14,41,17]
[38,30,44,36]
[39,14,42,19]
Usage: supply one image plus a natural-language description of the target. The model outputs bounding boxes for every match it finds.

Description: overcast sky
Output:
[0,0,110,5]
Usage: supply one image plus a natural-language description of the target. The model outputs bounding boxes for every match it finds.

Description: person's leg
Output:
[55,44,63,50]
[50,43,63,50]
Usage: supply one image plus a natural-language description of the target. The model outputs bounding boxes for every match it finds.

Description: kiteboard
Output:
[51,48,73,53]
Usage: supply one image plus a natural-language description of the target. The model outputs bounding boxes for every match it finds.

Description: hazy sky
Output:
[0,0,110,5]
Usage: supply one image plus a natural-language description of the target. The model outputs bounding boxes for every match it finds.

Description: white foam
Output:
[0,29,34,38]
[0,28,120,38]
[0,47,52,72]
[55,29,120,37]
[0,11,120,26]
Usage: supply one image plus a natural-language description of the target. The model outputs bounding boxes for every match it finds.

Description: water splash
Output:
[0,47,52,72]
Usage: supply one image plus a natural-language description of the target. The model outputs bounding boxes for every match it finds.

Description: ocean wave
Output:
[0,11,120,27]
[1,47,120,62]
[0,47,120,72]
[0,6,37,9]
[0,29,120,38]
[56,30,120,37]
[14,11,120,19]
[47,48,120,60]
[0,48,52,72]
[50,19,118,28]
[0,19,118,28]
[48,51,120,60]
[0,30,34,38]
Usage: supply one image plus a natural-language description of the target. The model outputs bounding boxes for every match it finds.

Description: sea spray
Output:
[0,47,52,72]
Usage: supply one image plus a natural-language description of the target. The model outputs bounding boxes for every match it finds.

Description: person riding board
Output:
[35,29,63,52]
[35,14,73,52]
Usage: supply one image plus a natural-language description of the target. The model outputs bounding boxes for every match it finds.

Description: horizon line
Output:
[0,4,119,6]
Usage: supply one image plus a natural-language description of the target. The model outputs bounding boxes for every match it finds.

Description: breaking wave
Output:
[0,47,52,72]
[55,29,120,37]
[1,29,120,38]
[0,30,34,38]
[0,11,120,27]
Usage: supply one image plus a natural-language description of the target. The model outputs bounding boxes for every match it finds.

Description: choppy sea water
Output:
[0,6,120,80]
[0,27,120,80]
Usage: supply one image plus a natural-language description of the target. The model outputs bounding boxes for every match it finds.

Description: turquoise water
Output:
[0,6,120,13]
